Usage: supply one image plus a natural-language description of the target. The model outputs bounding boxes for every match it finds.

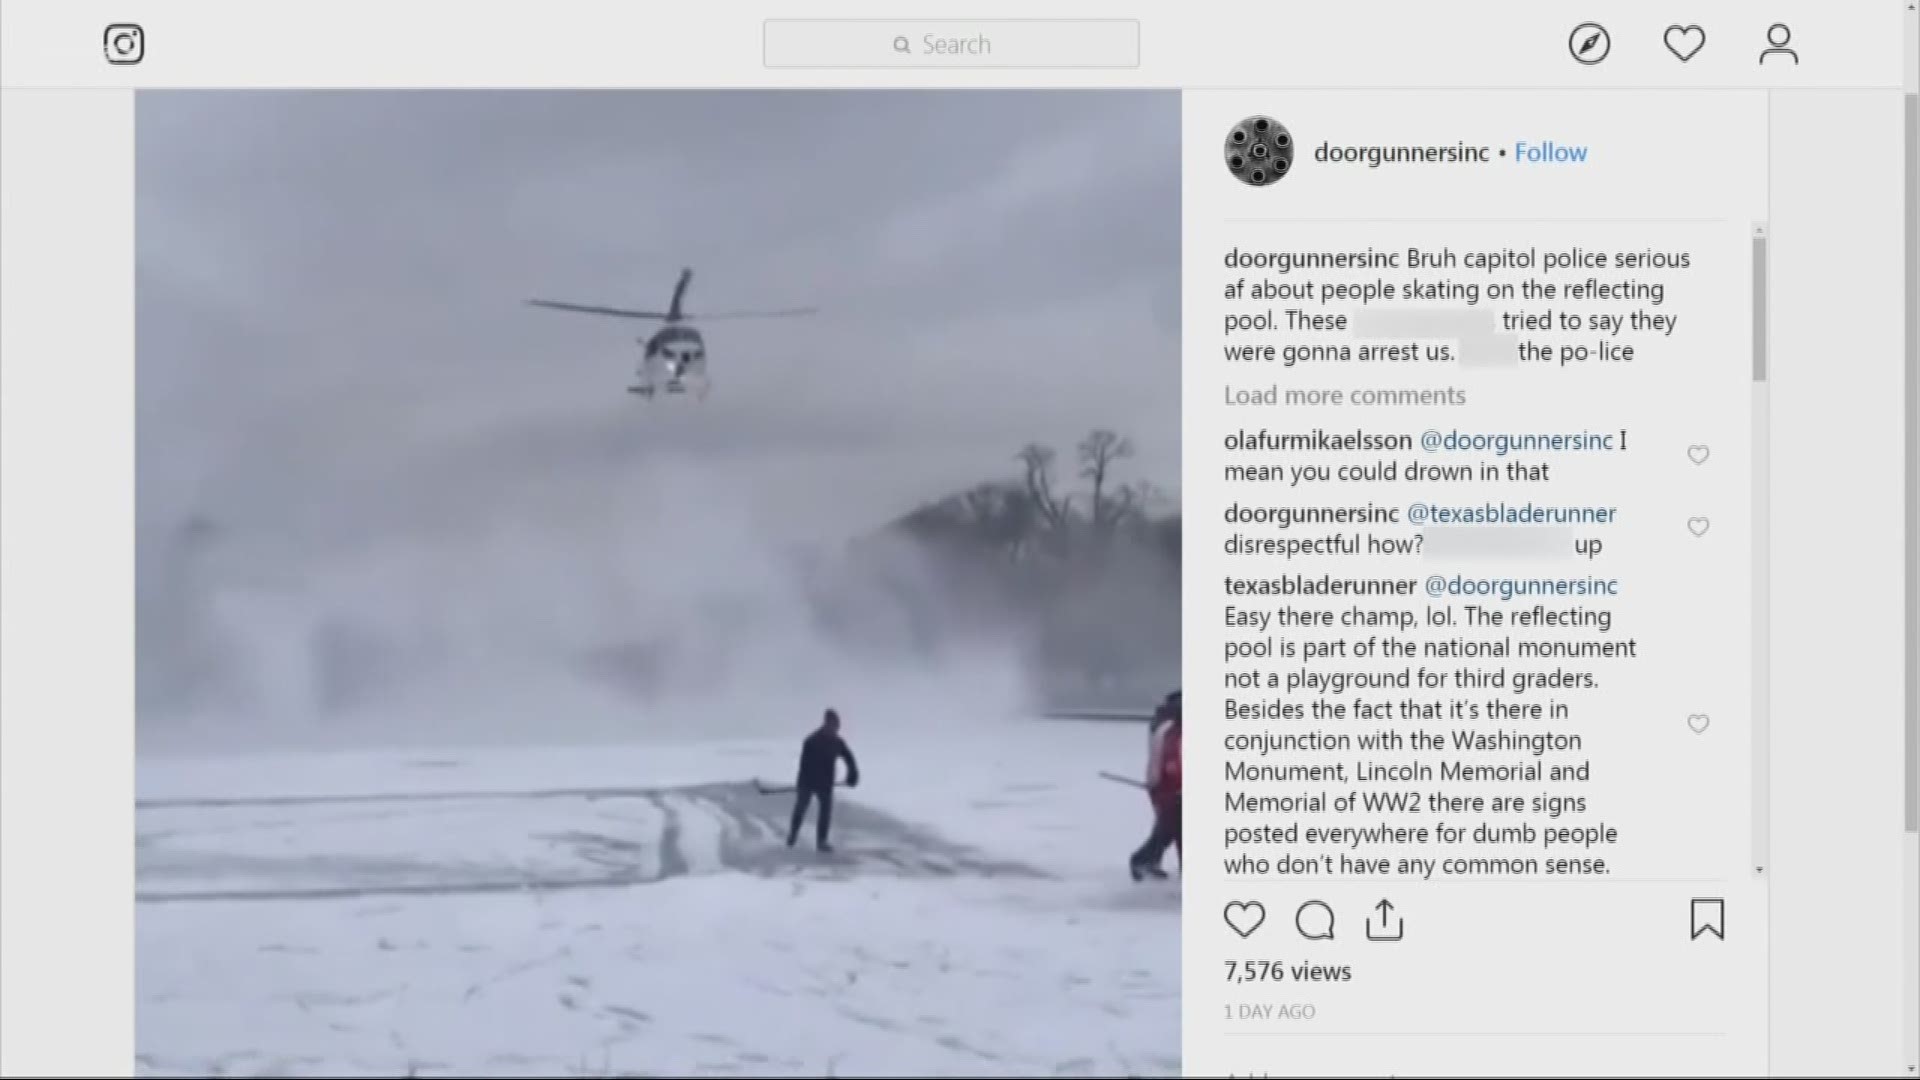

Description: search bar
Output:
[763,19,1140,69]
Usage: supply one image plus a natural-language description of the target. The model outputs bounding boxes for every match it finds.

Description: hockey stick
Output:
[1098,770,1148,789]
[1042,709,1156,722]
[752,779,853,795]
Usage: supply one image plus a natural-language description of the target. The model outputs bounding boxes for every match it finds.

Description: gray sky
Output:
[136,90,1180,566]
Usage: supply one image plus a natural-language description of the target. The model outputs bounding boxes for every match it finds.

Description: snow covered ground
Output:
[135,718,1181,1078]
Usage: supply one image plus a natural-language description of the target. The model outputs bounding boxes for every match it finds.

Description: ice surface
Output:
[136,719,1180,1077]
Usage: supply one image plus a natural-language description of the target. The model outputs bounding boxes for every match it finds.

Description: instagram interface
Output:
[0,4,1913,1078]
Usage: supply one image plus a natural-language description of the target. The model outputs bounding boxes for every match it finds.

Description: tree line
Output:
[867,428,1180,702]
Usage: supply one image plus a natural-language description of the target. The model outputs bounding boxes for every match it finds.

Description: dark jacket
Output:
[796,729,858,790]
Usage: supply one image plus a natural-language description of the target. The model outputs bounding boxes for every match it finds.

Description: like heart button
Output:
[1664,24,1706,62]
[1223,900,1267,938]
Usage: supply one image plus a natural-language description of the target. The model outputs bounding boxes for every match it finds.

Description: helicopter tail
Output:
[667,268,693,321]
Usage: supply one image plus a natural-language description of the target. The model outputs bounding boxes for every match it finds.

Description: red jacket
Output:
[1146,715,1181,802]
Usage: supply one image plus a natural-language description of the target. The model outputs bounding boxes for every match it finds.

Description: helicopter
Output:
[526,267,816,399]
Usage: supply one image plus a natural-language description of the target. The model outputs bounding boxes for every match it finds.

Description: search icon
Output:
[892,35,911,54]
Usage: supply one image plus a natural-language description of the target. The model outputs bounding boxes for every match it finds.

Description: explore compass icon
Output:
[1569,22,1611,64]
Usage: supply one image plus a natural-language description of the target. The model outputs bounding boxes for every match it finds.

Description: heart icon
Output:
[1688,444,1711,464]
[1688,713,1711,733]
[1664,24,1706,62]
[1223,900,1267,938]
[1687,517,1711,537]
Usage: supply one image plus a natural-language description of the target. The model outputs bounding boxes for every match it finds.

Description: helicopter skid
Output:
[627,374,710,401]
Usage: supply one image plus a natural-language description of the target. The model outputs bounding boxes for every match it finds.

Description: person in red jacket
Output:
[1129,691,1182,881]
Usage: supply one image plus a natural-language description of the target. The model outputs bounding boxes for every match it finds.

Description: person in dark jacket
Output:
[787,708,859,852]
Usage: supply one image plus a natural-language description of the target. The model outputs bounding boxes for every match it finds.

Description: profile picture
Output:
[1225,115,1293,186]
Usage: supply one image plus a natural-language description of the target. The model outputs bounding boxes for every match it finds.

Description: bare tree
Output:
[1127,480,1171,516]
[960,481,1037,560]
[1077,429,1138,532]
[1016,443,1071,531]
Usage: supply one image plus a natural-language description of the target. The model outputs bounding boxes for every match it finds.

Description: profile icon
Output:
[1226,116,1293,186]
[1758,23,1798,65]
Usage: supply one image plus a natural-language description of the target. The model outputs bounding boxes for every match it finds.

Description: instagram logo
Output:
[103,24,144,65]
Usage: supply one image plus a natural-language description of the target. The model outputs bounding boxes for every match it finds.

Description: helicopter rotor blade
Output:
[685,307,819,320]
[527,299,671,320]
